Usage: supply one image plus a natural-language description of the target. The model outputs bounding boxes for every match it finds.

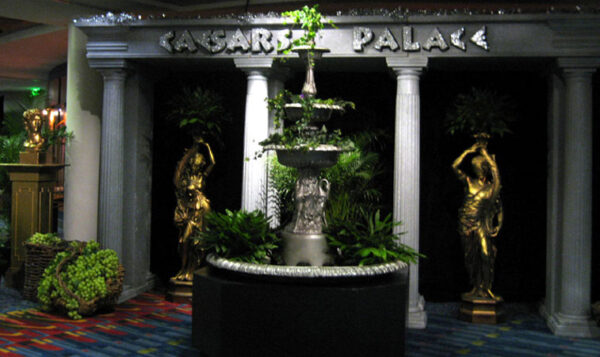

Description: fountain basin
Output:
[284,102,344,123]
[274,145,344,169]
[206,254,407,279]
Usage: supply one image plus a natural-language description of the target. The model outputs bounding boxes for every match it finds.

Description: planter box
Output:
[192,266,409,357]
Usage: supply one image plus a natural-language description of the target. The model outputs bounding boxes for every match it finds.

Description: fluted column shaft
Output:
[548,58,599,338]
[97,69,127,259]
[267,74,286,227]
[235,58,273,213]
[388,57,428,329]
[560,69,593,316]
[542,71,565,320]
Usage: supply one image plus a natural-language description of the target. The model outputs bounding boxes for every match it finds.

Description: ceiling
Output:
[0,0,308,92]
[0,1,596,92]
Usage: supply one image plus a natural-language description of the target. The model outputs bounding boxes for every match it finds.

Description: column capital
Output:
[88,58,130,70]
[89,59,131,80]
[234,58,274,73]
[556,57,600,72]
[386,57,428,74]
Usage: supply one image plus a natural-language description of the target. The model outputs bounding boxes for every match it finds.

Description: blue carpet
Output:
[408,303,600,356]
[1,284,599,356]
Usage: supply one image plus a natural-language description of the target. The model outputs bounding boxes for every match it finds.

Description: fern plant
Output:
[326,210,423,266]
[196,209,280,264]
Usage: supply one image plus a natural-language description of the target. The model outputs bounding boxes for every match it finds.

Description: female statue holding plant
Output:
[452,135,503,300]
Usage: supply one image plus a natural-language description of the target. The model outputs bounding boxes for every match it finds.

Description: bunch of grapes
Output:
[27,232,63,246]
[37,241,120,320]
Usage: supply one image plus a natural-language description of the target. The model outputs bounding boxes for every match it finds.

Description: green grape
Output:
[37,241,121,320]
[27,232,63,246]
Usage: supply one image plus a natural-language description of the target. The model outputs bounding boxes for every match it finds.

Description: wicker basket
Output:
[52,244,125,317]
[23,242,67,301]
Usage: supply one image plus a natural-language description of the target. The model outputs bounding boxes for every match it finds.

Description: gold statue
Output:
[452,134,503,301]
[173,138,215,281]
[23,109,45,150]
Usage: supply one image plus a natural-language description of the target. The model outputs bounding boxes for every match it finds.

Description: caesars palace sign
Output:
[159,26,490,54]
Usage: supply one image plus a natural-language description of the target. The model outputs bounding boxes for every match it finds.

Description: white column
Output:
[90,61,129,260]
[235,58,273,213]
[541,71,565,320]
[266,72,286,227]
[548,58,600,338]
[387,57,428,329]
[63,24,102,242]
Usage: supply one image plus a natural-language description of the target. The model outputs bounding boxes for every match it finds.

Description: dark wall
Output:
[150,70,246,285]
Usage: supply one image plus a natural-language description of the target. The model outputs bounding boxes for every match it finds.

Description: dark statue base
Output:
[165,277,192,304]
[459,293,505,324]
[193,266,409,357]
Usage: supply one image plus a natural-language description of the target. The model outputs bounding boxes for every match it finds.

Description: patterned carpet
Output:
[408,303,600,356]
[0,285,599,356]
[0,289,198,356]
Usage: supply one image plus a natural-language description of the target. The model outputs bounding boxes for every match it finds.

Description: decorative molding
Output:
[233,57,274,70]
[386,56,428,69]
[87,42,129,53]
[556,57,600,69]
[88,58,130,70]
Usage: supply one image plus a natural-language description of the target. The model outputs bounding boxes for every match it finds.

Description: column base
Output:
[548,312,600,338]
[166,277,193,304]
[407,295,427,329]
[118,273,155,303]
[459,294,505,324]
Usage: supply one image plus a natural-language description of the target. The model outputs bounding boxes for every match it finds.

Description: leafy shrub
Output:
[26,232,63,246]
[165,86,230,145]
[326,210,423,266]
[197,209,280,264]
[445,87,515,138]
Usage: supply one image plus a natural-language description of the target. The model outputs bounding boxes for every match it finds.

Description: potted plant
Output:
[165,86,230,146]
[37,241,124,319]
[445,87,515,139]
[23,232,67,301]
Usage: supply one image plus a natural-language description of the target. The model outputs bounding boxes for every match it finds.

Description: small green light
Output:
[30,87,42,97]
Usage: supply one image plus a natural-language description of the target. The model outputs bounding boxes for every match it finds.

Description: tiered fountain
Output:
[277,45,343,267]
[193,6,409,356]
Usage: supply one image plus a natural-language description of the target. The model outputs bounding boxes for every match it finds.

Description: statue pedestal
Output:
[0,163,63,289]
[165,277,192,303]
[459,294,505,324]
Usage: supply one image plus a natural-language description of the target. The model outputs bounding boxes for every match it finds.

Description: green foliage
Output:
[326,210,423,266]
[268,156,297,227]
[41,125,74,151]
[0,133,25,202]
[27,232,63,246]
[37,241,120,320]
[445,87,515,138]
[269,131,384,227]
[260,89,355,152]
[165,86,230,145]
[281,4,335,50]
[197,209,280,264]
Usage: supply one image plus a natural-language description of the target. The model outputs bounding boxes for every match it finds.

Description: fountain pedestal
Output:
[192,266,409,357]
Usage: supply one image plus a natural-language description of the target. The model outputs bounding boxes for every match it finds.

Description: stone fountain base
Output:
[192,265,409,357]
[281,231,332,266]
